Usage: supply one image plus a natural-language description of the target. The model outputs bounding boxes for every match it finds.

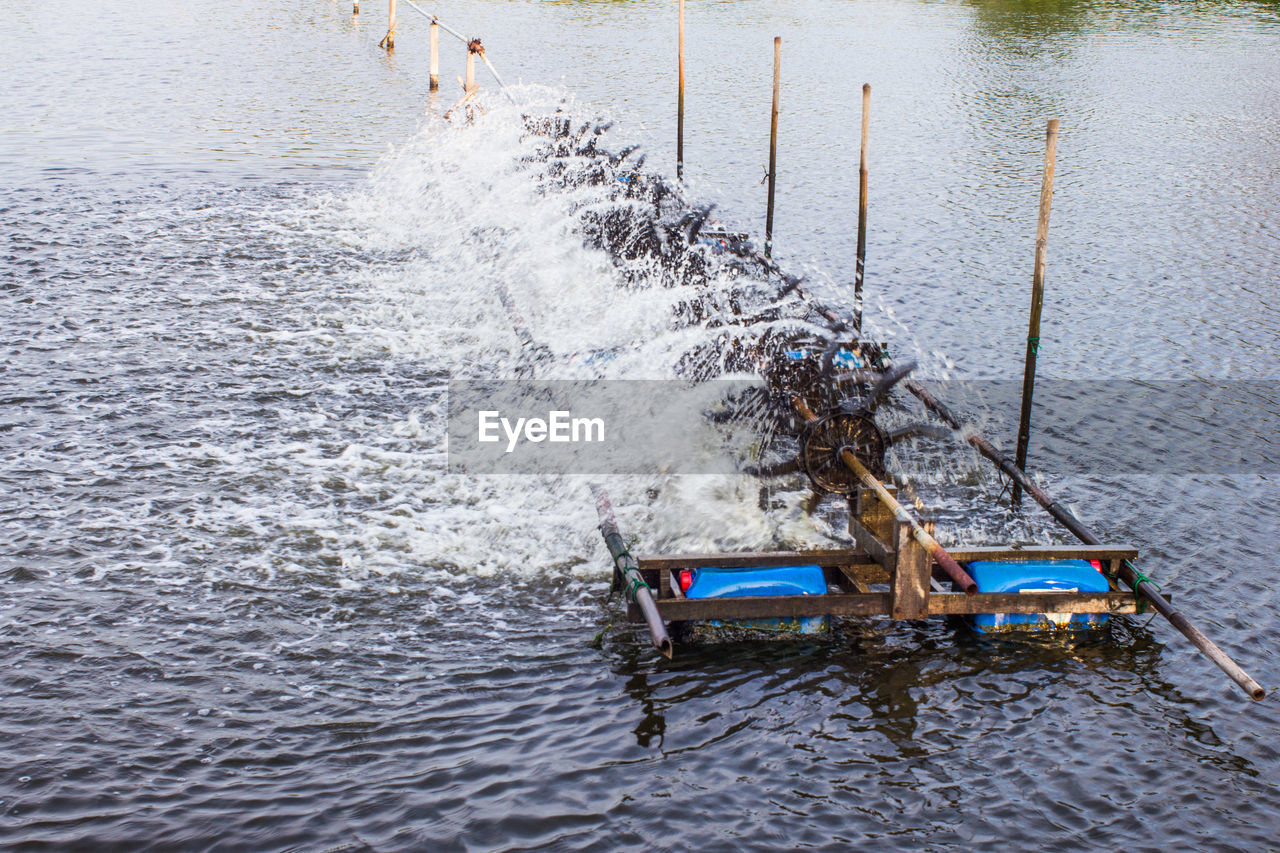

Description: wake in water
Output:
[519,108,876,383]
[313,87,1056,581]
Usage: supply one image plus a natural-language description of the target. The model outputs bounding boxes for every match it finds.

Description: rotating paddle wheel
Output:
[750,355,950,503]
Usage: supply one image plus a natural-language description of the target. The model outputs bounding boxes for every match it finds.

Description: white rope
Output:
[401,0,516,102]
[402,0,466,42]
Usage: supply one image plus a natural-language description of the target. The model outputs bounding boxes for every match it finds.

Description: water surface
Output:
[2,0,1279,849]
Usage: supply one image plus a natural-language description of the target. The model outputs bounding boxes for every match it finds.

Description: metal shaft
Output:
[839,449,977,595]
[791,396,976,595]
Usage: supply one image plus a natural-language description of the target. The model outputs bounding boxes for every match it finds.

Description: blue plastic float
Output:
[967,559,1111,633]
[683,564,829,636]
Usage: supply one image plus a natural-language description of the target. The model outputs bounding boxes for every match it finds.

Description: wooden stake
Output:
[353,0,359,14]
[465,43,477,93]
[892,520,930,619]
[677,0,686,181]
[764,36,781,258]
[854,83,870,329]
[379,0,396,49]
[1013,119,1058,504]
[429,19,439,91]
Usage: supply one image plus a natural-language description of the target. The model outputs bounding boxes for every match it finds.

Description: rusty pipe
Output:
[837,448,977,595]
[791,396,977,595]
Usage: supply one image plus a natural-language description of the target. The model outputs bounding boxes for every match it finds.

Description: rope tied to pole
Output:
[1027,335,1040,356]
[400,0,516,102]
[622,572,650,602]
[606,544,651,602]
[1125,561,1162,613]
[590,484,673,658]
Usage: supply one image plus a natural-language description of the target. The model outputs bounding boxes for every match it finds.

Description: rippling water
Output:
[3,0,1279,849]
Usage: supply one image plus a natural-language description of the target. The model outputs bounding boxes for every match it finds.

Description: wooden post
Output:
[856,487,896,543]
[1013,119,1059,504]
[379,0,396,49]
[353,0,359,14]
[764,36,781,258]
[429,19,439,91]
[891,520,930,619]
[465,42,476,93]
[677,0,686,181]
[854,83,870,329]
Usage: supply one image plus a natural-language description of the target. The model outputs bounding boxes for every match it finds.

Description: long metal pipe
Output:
[905,380,1265,700]
[840,448,978,595]
[791,396,977,595]
[591,486,673,659]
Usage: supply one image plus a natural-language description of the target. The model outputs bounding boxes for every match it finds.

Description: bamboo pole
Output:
[904,380,1266,700]
[465,40,477,93]
[379,0,396,49]
[765,36,781,258]
[1013,119,1058,503]
[854,83,870,330]
[591,486,673,659]
[677,0,686,181]
[429,18,439,91]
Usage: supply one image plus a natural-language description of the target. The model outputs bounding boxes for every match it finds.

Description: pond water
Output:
[2,0,1278,848]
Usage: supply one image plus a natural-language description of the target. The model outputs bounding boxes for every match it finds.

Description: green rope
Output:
[1127,564,1162,614]
[606,544,630,594]
[596,525,652,643]
[623,571,650,602]
[1027,335,1040,356]
[609,543,654,602]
